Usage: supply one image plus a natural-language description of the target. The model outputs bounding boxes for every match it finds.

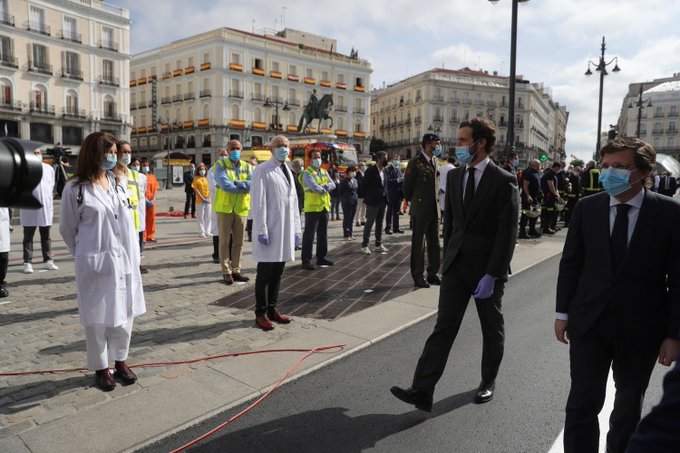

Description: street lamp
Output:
[585,36,620,156]
[488,0,529,158]
[628,83,653,138]
[263,97,290,132]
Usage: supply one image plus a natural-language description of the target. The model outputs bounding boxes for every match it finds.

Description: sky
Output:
[113,0,680,163]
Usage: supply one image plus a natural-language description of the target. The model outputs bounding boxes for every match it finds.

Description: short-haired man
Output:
[300,150,335,270]
[540,161,563,235]
[555,137,680,452]
[183,163,196,218]
[392,117,519,410]
[403,133,442,288]
[384,153,404,234]
[214,140,253,285]
[519,159,542,239]
[359,151,389,255]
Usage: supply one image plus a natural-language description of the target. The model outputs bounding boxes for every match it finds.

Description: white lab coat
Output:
[60,174,146,327]
[20,163,55,227]
[134,171,147,233]
[251,157,301,263]
[207,164,219,236]
[438,162,454,212]
[0,208,9,253]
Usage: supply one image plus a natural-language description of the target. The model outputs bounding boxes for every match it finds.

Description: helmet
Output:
[555,199,566,212]
[522,204,541,218]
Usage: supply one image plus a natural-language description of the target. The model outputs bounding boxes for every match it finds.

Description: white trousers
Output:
[357,198,367,223]
[196,203,212,236]
[84,317,134,371]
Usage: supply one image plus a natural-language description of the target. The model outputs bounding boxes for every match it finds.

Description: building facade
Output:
[616,73,680,161]
[369,68,568,164]
[129,27,372,166]
[0,0,131,148]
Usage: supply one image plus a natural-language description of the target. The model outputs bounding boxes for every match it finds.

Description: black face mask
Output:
[382,159,388,166]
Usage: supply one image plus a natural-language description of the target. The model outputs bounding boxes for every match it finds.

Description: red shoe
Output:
[256,315,274,331]
[268,310,291,324]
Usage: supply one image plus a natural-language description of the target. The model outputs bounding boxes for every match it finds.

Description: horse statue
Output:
[298,94,334,134]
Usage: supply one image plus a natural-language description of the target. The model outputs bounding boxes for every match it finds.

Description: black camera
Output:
[0,137,44,209]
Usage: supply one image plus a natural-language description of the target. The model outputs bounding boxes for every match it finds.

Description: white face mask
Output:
[120,154,131,166]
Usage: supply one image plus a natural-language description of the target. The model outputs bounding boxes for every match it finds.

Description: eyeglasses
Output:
[602,163,634,171]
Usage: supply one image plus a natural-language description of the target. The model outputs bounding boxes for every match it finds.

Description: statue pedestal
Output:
[288,134,337,144]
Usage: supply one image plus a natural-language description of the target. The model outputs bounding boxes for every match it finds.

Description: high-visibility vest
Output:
[213,159,252,216]
[301,166,331,212]
[584,169,602,193]
[126,167,140,230]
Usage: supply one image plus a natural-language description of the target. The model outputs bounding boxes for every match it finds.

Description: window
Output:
[271,61,279,72]
[671,105,678,116]
[150,66,156,77]
[670,121,676,132]
[203,52,210,64]
[176,59,181,69]
[656,106,664,117]
[62,126,82,146]
[102,59,114,82]
[62,51,80,77]
[140,69,146,78]
[230,53,240,65]
[306,68,314,78]
[355,77,363,87]
[63,16,77,41]
[289,64,297,75]
[321,70,329,81]
[32,84,47,110]
[101,26,114,48]
[337,73,345,83]
[0,77,11,105]
[202,104,210,120]
[103,95,116,119]
[140,115,146,127]
[29,6,45,29]
[254,58,263,69]
[31,43,48,68]
[187,56,193,67]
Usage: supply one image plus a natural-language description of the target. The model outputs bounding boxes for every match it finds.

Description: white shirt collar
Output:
[609,188,645,209]
[467,156,490,173]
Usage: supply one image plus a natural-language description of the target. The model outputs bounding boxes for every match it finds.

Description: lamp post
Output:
[263,97,290,133]
[157,117,173,189]
[489,0,529,158]
[628,83,653,138]
[585,36,620,156]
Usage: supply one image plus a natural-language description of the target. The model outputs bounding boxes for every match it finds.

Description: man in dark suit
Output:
[358,151,389,255]
[658,171,678,197]
[183,163,196,218]
[555,137,680,453]
[403,134,442,288]
[384,153,404,235]
[391,118,519,411]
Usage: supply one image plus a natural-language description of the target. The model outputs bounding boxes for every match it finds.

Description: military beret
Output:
[422,133,440,143]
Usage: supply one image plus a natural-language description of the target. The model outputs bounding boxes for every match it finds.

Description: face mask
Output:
[120,155,131,166]
[513,159,520,167]
[199,169,206,176]
[230,150,241,161]
[455,146,473,166]
[274,146,289,161]
[311,158,322,169]
[130,165,140,172]
[359,166,365,172]
[392,160,400,167]
[191,167,195,173]
[142,166,150,173]
[101,153,117,170]
[349,172,356,178]
[220,155,229,161]
[599,167,636,197]
[433,145,443,157]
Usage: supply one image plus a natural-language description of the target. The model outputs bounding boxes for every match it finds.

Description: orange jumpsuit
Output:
[144,173,160,241]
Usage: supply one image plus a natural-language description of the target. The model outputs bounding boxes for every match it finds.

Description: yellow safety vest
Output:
[126,167,140,230]
[584,169,602,193]
[213,159,252,216]
[301,166,331,212]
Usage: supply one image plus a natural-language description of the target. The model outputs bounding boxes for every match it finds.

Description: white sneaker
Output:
[360,246,371,255]
[374,244,389,253]
[23,262,34,274]
[45,260,59,270]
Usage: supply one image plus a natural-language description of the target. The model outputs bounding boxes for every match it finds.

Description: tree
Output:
[369,137,387,159]
[569,158,585,168]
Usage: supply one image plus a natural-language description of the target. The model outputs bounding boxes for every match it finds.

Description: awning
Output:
[151,151,192,166]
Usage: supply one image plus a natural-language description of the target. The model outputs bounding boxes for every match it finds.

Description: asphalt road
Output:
[138,255,668,453]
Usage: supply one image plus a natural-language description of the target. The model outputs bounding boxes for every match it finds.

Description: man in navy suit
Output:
[555,137,680,453]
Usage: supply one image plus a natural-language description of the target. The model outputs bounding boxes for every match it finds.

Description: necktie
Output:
[463,167,475,214]
[610,203,631,272]
[280,164,290,187]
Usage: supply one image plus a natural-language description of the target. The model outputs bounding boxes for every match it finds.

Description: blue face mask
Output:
[392,160,400,167]
[120,155,131,166]
[311,158,322,169]
[455,141,479,166]
[274,146,289,161]
[199,169,206,176]
[101,154,118,170]
[130,165,140,172]
[599,167,633,197]
[433,145,443,157]
[513,159,520,167]
[230,150,241,161]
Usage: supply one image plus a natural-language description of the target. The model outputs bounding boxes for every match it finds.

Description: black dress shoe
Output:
[474,380,495,404]
[543,228,556,235]
[394,229,405,233]
[384,229,393,235]
[95,369,116,391]
[414,279,430,288]
[426,275,441,285]
[528,231,542,238]
[316,258,334,266]
[518,232,530,239]
[0,287,8,298]
[390,386,432,412]
[301,260,316,270]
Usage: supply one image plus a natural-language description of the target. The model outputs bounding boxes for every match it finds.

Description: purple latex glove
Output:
[472,274,497,300]
[257,234,269,245]
[295,233,302,248]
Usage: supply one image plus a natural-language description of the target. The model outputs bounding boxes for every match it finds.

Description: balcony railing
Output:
[450,97,460,103]
[27,60,52,75]
[25,21,50,35]
[462,99,472,105]
[414,116,422,124]
[61,107,86,119]
[98,75,119,86]
[654,112,665,118]
[433,116,444,123]
[667,128,677,134]
[161,96,171,104]
[61,68,83,80]
[449,117,459,124]
[172,94,183,103]
[199,89,211,98]
[335,105,348,112]
[58,30,82,43]
[652,129,664,135]
[0,100,22,111]
[487,100,497,107]
[130,102,138,110]
[29,102,55,115]
[0,13,14,26]
[353,107,366,114]
[98,40,118,52]
[251,93,265,102]
[0,54,18,68]
[432,95,445,103]
[101,112,121,122]
[287,98,300,107]
[184,92,195,101]
[669,111,679,117]
[229,90,244,99]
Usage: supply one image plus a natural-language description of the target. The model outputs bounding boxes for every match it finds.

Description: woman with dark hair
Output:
[59,132,146,391]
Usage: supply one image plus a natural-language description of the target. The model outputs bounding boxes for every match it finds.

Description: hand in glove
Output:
[295,233,302,248]
[472,274,497,300]
[257,234,269,246]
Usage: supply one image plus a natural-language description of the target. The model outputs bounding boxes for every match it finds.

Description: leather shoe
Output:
[256,314,274,331]
[543,228,556,235]
[232,273,250,282]
[268,310,291,324]
[0,287,8,298]
[426,275,442,285]
[384,229,393,235]
[95,369,116,391]
[301,261,316,270]
[413,278,430,289]
[316,258,334,266]
[114,361,138,385]
[394,229,405,233]
[139,266,149,274]
[474,380,495,404]
[390,386,432,412]
[518,232,530,239]
[223,274,234,285]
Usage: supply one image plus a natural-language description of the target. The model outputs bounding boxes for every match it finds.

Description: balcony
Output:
[474,100,484,106]
[450,97,460,104]
[652,129,664,135]
[101,112,121,122]
[27,60,52,75]
[462,99,472,105]
[667,128,677,134]
[335,105,348,113]
[414,116,422,124]
[0,54,18,68]
[25,21,50,36]
[172,94,183,103]
[184,92,195,101]
[200,62,211,71]
[98,75,119,86]
[199,89,211,98]
[229,90,244,99]
[287,98,300,107]
[162,71,172,80]
[98,40,119,52]
[251,93,265,102]
[487,100,497,107]
[61,107,86,119]
[354,107,366,115]
[0,100,22,111]
[432,95,445,103]
[654,112,665,118]
[130,102,137,110]
[58,30,82,43]
[61,68,83,81]
[449,117,459,124]
[161,96,171,105]
[29,102,55,115]
[433,115,444,123]
[669,111,679,117]
[0,13,14,26]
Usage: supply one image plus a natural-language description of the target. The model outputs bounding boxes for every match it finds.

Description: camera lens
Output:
[0,137,44,209]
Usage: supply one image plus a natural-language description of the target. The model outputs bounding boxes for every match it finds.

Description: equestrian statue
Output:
[298,89,334,134]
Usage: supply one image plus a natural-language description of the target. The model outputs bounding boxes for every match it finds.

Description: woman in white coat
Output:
[60,132,146,392]
[250,135,302,331]
[0,207,10,297]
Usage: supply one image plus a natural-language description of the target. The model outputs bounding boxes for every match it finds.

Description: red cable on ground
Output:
[169,344,344,453]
